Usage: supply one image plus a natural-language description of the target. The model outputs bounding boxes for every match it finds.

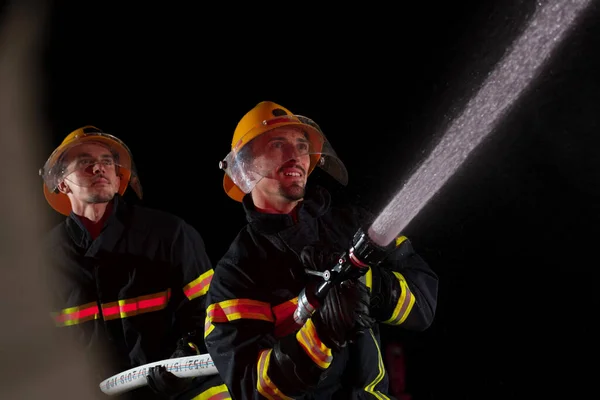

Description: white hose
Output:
[98,353,218,396]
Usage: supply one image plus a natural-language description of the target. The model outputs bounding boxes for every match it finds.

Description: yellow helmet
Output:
[39,125,143,216]
[221,101,348,202]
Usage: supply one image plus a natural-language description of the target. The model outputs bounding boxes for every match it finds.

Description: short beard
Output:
[280,184,305,202]
[87,192,116,204]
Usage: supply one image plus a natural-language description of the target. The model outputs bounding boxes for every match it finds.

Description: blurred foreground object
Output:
[0,1,106,398]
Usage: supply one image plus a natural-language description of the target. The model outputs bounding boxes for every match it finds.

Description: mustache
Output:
[92,175,110,183]
[278,164,306,175]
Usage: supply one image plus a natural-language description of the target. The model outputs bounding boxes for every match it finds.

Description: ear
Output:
[57,180,70,194]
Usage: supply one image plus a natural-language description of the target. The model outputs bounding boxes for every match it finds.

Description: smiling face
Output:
[250,126,312,204]
[57,142,121,205]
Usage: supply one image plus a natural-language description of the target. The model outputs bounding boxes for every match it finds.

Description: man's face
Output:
[251,127,312,202]
[58,142,121,204]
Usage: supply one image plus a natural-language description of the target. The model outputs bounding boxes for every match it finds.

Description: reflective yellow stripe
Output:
[363,329,390,399]
[54,290,173,325]
[296,318,333,369]
[184,269,214,301]
[257,349,293,400]
[395,235,408,247]
[385,272,415,325]
[206,298,274,324]
[52,301,99,327]
[364,266,373,291]
[191,383,231,399]
[204,313,215,339]
[101,289,171,320]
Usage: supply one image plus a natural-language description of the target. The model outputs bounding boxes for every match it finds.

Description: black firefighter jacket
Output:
[44,195,229,400]
[205,185,439,400]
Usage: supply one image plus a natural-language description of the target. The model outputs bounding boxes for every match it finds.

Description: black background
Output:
[30,0,600,398]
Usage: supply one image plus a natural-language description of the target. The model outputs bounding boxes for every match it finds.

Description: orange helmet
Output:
[220,101,348,202]
[39,125,143,215]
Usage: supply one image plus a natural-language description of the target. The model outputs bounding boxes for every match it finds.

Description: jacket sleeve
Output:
[348,204,438,331]
[205,254,337,399]
[169,221,215,352]
[365,236,439,331]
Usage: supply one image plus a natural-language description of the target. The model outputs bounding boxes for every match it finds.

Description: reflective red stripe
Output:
[204,393,230,400]
[184,270,213,301]
[257,349,293,400]
[272,297,298,321]
[273,297,301,338]
[53,290,172,326]
[205,297,302,337]
[207,299,274,323]
[102,290,171,320]
[53,301,99,326]
[296,318,332,369]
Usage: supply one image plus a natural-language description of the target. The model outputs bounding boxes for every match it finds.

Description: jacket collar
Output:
[242,185,331,234]
[65,194,125,251]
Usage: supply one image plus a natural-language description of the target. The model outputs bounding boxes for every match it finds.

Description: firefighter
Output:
[39,126,230,399]
[205,101,439,399]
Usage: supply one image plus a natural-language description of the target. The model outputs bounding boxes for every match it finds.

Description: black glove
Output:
[300,244,342,274]
[312,279,374,351]
[301,245,374,351]
[146,336,199,398]
[146,365,192,398]
[300,243,367,281]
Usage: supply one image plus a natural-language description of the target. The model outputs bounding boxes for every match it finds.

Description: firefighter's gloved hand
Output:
[171,335,201,358]
[311,279,375,352]
[300,244,366,281]
[300,244,342,273]
[146,365,193,398]
[146,337,199,398]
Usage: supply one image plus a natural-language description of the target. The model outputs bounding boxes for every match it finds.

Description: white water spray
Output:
[368,0,593,247]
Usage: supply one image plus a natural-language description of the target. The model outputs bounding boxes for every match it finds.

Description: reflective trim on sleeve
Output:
[206,298,274,324]
[190,383,232,400]
[184,269,214,301]
[272,297,302,338]
[204,298,279,339]
[272,297,298,322]
[395,235,408,247]
[364,266,373,291]
[384,272,415,325]
[257,349,294,400]
[296,318,333,369]
[204,313,215,339]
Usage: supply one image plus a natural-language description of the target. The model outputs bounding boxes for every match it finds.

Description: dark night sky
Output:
[34,1,600,398]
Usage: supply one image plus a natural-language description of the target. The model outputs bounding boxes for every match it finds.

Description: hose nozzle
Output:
[292,226,395,325]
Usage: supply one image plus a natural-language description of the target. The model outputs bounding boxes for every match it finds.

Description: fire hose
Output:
[99,353,216,396]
